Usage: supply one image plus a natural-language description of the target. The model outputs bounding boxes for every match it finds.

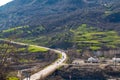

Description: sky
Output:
[0,0,13,6]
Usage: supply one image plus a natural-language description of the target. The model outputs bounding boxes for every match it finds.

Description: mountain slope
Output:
[0,24,120,50]
[0,0,120,33]
[0,0,120,49]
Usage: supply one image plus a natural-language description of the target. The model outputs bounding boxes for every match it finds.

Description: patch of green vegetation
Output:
[104,11,112,16]
[56,53,62,60]
[71,24,120,51]
[19,59,29,63]
[90,46,101,51]
[77,49,81,53]
[28,45,48,53]
[7,77,19,80]
[17,48,26,52]
[0,25,46,39]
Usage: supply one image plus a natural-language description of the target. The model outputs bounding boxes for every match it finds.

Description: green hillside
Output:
[71,24,120,51]
[0,24,120,51]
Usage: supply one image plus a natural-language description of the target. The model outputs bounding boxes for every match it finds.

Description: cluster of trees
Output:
[0,41,17,80]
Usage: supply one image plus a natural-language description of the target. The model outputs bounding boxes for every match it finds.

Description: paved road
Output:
[23,49,67,80]
[0,40,67,80]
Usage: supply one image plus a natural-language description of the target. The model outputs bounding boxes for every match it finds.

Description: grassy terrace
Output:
[7,77,19,80]
[28,45,48,53]
[71,24,120,51]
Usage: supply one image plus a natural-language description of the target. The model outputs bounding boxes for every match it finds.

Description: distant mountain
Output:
[0,0,120,33]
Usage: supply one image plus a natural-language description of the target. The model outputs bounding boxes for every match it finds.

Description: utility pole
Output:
[115,53,117,68]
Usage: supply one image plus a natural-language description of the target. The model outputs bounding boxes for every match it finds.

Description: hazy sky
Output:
[0,0,13,6]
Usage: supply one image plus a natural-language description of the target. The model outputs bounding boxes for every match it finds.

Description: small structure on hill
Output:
[88,57,99,63]
[112,57,120,63]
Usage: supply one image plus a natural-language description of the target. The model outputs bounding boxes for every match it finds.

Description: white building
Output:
[112,58,120,63]
[88,57,99,63]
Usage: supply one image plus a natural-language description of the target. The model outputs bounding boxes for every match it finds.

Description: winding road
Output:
[0,40,67,80]
[24,49,67,80]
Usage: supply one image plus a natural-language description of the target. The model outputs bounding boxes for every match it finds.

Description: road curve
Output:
[0,40,67,80]
[24,49,67,80]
